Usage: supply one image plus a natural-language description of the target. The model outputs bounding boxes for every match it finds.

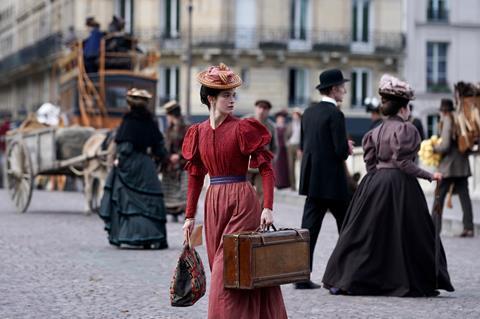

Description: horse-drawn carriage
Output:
[4,36,158,213]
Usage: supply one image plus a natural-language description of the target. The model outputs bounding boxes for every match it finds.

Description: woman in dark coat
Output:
[322,75,454,297]
[99,88,168,249]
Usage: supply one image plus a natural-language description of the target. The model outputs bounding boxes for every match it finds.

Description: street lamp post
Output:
[185,0,193,121]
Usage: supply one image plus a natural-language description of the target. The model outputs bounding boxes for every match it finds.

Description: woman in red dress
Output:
[182,63,287,319]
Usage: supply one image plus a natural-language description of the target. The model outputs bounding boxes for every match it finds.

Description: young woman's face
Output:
[210,89,236,114]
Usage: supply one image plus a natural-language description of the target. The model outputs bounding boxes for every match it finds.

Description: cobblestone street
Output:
[1,189,479,319]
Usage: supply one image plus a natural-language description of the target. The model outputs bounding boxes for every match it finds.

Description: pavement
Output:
[0,189,479,319]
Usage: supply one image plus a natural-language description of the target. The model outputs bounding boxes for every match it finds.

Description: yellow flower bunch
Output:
[418,135,442,167]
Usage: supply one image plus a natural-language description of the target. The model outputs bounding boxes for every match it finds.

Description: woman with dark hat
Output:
[273,109,291,189]
[182,63,287,318]
[99,88,168,249]
[161,100,189,221]
[322,75,454,296]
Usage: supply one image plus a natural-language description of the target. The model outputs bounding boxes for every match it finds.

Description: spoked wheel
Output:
[6,140,34,213]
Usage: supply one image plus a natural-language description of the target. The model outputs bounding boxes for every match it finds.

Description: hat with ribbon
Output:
[127,88,152,99]
[378,74,415,100]
[197,63,242,89]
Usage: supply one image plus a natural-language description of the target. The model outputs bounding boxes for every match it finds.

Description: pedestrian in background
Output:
[0,113,11,189]
[323,74,454,297]
[296,69,353,289]
[82,17,103,74]
[433,98,474,237]
[274,109,290,189]
[99,88,168,249]
[286,107,302,191]
[161,100,189,222]
[408,103,426,140]
[246,100,277,207]
[182,63,287,319]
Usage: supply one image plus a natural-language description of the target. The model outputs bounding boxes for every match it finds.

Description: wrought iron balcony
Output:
[145,27,405,54]
[0,32,63,74]
[427,9,449,22]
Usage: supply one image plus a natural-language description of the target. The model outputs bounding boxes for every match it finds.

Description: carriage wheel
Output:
[6,140,34,213]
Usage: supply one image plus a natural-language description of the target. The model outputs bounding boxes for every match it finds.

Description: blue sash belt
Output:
[210,175,247,185]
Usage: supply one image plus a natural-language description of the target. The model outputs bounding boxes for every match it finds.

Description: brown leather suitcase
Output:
[223,227,310,289]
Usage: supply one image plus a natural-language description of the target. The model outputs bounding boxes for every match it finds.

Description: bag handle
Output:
[255,224,277,232]
[255,225,304,241]
[183,229,191,249]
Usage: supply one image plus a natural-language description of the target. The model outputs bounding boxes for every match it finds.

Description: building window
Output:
[288,68,308,107]
[427,0,448,22]
[290,0,308,40]
[115,0,134,34]
[350,68,371,108]
[352,0,370,43]
[427,114,440,137]
[158,66,180,106]
[427,42,448,92]
[241,68,250,88]
[164,0,180,38]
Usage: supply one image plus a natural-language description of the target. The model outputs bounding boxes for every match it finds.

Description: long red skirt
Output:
[204,181,287,319]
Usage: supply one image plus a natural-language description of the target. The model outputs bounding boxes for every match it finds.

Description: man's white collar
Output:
[321,96,337,106]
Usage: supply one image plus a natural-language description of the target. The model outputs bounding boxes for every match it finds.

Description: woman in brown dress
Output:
[182,63,287,318]
[322,75,454,296]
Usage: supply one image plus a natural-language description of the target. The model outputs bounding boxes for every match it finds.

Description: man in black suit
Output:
[295,69,353,289]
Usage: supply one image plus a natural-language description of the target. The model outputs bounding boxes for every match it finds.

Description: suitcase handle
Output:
[255,225,305,242]
[255,224,278,232]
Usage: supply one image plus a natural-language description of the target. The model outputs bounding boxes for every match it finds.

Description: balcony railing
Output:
[143,27,405,54]
[0,32,63,74]
[427,9,449,22]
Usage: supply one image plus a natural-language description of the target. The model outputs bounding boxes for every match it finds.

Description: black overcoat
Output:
[299,101,349,200]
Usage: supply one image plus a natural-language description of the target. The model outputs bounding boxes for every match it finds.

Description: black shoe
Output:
[459,229,474,237]
[329,287,349,295]
[294,280,321,289]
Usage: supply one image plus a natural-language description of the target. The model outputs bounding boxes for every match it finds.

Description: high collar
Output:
[388,115,405,122]
[320,96,337,107]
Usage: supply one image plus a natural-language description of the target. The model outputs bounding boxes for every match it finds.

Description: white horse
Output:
[71,132,114,214]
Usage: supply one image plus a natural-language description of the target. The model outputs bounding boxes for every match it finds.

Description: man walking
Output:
[296,69,353,289]
[433,98,474,237]
[246,100,277,206]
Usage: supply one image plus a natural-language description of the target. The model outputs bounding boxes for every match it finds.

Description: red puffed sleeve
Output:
[238,118,275,210]
[182,124,208,218]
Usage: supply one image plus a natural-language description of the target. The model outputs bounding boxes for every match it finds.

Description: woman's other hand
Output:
[260,208,274,230]
[432,172,443,181]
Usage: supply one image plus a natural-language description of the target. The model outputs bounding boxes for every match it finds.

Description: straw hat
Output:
[197,63,242,89]
[127,88,152,99]
[163,100,180,114]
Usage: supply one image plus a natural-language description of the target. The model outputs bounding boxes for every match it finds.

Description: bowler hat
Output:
[316,69,349,90]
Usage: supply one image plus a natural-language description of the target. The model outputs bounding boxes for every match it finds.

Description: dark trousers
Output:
[301,196,348,270]
[433,177,474,232]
